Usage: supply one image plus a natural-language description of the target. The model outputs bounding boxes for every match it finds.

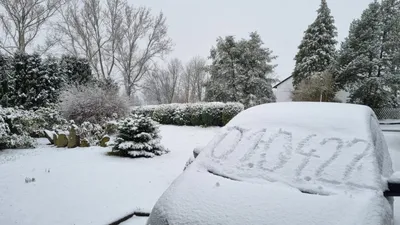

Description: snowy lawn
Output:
[0,125,219,225]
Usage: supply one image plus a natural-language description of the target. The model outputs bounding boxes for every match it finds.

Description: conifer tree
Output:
[292,0,337,87]
[205,32,276,108]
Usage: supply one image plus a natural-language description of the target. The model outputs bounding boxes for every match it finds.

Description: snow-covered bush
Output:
[132,102,244,127]
[59,84,129,125]
[0,112,35,150]
[0,107,46,137]
[35,106,68,130]
[152,103,180,125]
[201,102,224,126]
[222,102,245,125]
[77,121,105,146]
[103,120,119,135]
[111,115,168,158]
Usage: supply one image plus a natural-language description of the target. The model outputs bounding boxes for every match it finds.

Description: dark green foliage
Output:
[336,0,400,108]
[222,103,245,125]
[60,55,93,86]
[111,115,168,158]
[132,102,244,127]
[205,32,276,108]
[0,53,65,109]
[0,55,12,107]
[201,105,223,127]
[292,0,337,87]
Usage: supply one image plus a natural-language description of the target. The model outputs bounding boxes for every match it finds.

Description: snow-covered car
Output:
[147,102,400,225]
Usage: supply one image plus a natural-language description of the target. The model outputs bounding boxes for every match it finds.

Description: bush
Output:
[35,106,68,131]
[132,102,244,127]
[110,115,168,158]
[59,84,129,125]
[222,103,245,125]
[0,111,35,150]
[0,107,46,137]
[77,121,105,146]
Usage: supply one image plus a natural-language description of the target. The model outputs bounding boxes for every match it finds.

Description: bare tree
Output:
[55,0,123,79]
[180,56,208,103]
[55,0,172,89]
[0,0,65,54]
[143,59,183,104]
[115,6,173,97]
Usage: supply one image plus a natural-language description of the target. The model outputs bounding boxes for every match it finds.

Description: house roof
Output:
[273,75,293,88]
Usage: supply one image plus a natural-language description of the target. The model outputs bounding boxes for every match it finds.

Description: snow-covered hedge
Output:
[110,115,168,158]
[131,102,244,127]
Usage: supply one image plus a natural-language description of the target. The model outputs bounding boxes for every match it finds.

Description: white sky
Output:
[129,0,372,81]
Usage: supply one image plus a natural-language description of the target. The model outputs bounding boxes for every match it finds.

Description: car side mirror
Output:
[385,172,400,197]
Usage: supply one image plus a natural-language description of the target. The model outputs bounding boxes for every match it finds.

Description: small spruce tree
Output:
[111,115,168,158]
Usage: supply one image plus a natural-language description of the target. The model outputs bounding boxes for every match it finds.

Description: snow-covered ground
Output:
[0,125,219,225]
[1,124,400,225]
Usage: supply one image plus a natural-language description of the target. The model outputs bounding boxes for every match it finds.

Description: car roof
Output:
[226,102,375,138]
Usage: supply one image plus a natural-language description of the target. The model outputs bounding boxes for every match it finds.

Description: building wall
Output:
[275,77,294,102]
[274,76,350,103]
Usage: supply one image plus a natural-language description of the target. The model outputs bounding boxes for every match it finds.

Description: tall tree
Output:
[55,0,124,79]
[56,0,172,96]
[143,59,183,104]
[115,6,172,97]
[0,0,65,54]
[292,0,337,87]
[205,32,276,108]
[336,0,400,108]
[181,56,208,103]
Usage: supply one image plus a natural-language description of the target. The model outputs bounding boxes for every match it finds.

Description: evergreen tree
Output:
[10,53,42,109]
[38,57,64,106]
[336,0,400,108]
[292,0,337,87]
[111,115,168,158]
[0,55,12,107]
[60,55,93,86]
[205,32,276,108]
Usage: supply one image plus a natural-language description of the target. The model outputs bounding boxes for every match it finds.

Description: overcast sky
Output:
[129,0,372,80]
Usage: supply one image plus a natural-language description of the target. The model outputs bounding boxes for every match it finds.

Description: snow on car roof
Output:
[195,102,386,195]
[226,102,374,137]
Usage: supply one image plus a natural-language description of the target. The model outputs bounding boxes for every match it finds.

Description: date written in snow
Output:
[208,127,378,188]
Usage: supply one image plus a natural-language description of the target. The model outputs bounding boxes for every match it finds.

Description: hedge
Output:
[131,102,244,127]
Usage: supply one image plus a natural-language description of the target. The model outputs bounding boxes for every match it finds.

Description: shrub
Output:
[110,115,168,158]
[222,103,245,125]
[132,102,244,127]
[0,107,46,137]
[59,84,129,125]
[77,121,105,146]
[201,103,224,126]
[103,120,119,135]
[152,104,176,124]
[0,113,35,150]
[292,72,337,102]
[35,106,68,130]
